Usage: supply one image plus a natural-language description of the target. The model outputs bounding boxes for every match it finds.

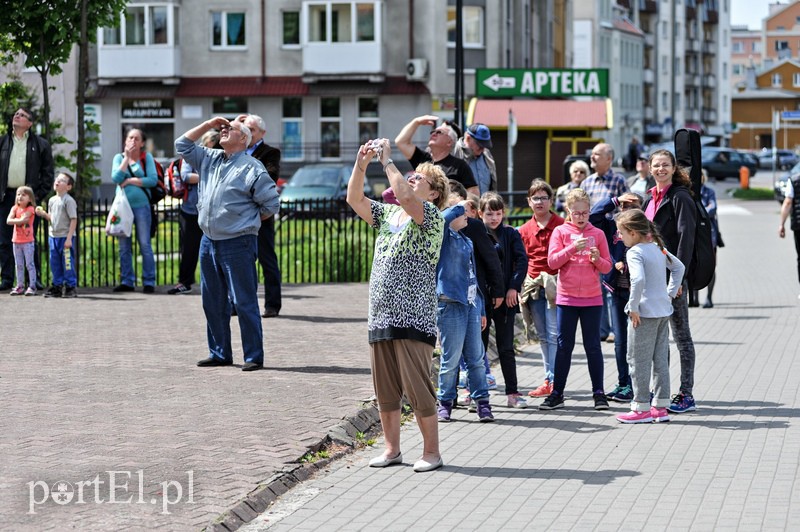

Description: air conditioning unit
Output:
[406,58,428,81]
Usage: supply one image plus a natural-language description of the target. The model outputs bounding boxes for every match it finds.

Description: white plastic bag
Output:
[105,186,134,238]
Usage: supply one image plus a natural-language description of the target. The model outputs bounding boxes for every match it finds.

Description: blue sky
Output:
[731,0,785,29]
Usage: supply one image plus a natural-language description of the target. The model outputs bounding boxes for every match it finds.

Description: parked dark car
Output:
[701,147,757,180]
[279,163,373,214]
[774,161,799,204]
[758,148,799,170]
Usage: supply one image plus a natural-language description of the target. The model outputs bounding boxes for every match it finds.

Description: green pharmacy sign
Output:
[476,69,609,98]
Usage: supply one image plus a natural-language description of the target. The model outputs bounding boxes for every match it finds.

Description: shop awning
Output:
[467,98,612,129]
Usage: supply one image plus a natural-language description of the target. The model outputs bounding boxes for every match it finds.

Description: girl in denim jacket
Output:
[436,200,494,423]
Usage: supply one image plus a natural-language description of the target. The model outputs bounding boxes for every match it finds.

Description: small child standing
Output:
[6,185,38,295]
[35,172,79,297]
[614,209,685,424]
[479,192,529,408]
[539,188,612,411]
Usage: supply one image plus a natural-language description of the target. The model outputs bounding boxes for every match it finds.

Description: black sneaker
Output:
[143,285,155,294]
[539,392,564,410]
[44,285,63,298]
[63,286,78,298]
[167,283,192,295]
[112,284,135,293]
[593,393,610,410]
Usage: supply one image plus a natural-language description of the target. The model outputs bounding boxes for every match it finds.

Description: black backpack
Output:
[673,129,715,290]
[141,152,167,205]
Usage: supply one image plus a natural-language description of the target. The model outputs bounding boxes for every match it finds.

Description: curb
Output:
[205,403,382,532]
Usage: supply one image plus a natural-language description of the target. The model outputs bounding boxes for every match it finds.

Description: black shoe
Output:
[167,284,192,295]
[63,286,78,298]
[197,358,233,367]
[261,308,280,318]
[231,306,238,316]
[593,392,610,410]
[539,392,564,410]
[143,285,155,294]
[242,362,263,372]
[44,285,63,298]
[0,282,12,291]
[113,284,135,293]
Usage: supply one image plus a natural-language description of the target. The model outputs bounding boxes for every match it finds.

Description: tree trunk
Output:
[37,35,51,143]
[76,0,88,198]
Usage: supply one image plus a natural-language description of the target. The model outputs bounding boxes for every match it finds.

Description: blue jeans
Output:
[49,236,77,287]
[600,284,612,337]
[553,305,605,395]
[528,297,558,382]
[609,288,631,387]
[200,234,263,364]
[437,300,488,402]
[118,205,155,287]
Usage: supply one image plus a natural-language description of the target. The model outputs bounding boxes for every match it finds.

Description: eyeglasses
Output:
[571,170,586,175]
[430,129,445,137]
[651,163,673,169]
[529,196,551,203]
[407,173,429,185]
[14,111,31,121]
[570,210,589,217]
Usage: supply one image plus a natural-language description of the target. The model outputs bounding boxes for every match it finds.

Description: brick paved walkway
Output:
[0,283,376,530]
[241,191,800,531]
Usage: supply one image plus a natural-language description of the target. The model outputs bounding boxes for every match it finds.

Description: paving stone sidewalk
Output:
[0,283,379,530]
[241,194,800,531]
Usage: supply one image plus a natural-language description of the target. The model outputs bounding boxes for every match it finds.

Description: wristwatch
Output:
[383,158,394,171]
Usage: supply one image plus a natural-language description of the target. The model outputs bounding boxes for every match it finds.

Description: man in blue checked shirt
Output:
[176,117,280,372]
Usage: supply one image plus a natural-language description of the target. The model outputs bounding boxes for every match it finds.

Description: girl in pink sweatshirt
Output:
[538,188,612,411]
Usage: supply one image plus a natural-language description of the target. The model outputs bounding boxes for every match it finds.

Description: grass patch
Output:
[731,187,775,200]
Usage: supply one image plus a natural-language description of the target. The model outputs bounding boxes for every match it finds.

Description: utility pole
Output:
[454,0,464,129]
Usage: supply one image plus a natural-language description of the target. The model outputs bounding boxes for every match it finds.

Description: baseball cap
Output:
[467,123,493,149]
[637,153,649,161]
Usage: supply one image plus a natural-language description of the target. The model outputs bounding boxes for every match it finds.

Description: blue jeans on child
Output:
[49,235,77,287]
[528,297,558,382]
[609,288,631,387]
[118,205,155,287]
[553,305,605,395]
[437,300,488,402]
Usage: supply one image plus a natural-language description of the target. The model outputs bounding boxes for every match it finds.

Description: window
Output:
[753,41,761,53]
[793,73,800,87]
[732,64,742,75]
[447,6,484,47]
[773,73,783,87]
[212,11,246,49]
[307,2,375,44]
[283,10,300,46]
[357,97,378,144]
[126,6,145,45]
[722,62,727,79]
[282,98,303,161]
[662,55,668,70]
[101,4,177,47]
[662,91,668,110]
[732,41,743,53]
[673,93,681,111]
[212,97,247,117]
[776,40,789,51]
[320,98,341,159]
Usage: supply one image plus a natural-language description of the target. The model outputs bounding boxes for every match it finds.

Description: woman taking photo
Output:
[110,128,157,293]
[347,138,449,473]
[642,149,698,414]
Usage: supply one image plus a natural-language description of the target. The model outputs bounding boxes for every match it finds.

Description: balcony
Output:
[703,108,718,123]
[685,74,701,87]
[640,0,658,14]
[643,69,655,84]
[301,1,384,80]
[98,46,181,82]
[644,33,655,48]
[644,105,655,121]
[303,41,383,78]
[685,40,700,54]
[703,74,717,88]
[703,41,717,56]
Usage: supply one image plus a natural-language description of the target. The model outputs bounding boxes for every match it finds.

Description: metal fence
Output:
[32,198,378,288]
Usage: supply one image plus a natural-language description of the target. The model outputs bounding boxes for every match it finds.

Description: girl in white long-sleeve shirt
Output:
[614,209,685,424]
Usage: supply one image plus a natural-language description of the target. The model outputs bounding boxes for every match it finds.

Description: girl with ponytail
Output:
[613,208,685,424]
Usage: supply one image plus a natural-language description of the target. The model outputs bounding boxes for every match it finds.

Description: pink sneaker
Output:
[650,407,670,423]
[616,410,653,424]
[9,286,24,296]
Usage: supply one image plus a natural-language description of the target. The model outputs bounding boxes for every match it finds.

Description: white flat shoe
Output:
[412,456,443,472]
[368,452,403,468]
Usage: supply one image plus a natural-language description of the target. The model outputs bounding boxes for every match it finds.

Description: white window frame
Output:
[447,5,485,49]
[732,41,743,53]
[282,9,301,49]
[303,1,377,45]
[100,3,177,47]
[773,73,783,88]
[793,73,800,87]
[210,10,248,50]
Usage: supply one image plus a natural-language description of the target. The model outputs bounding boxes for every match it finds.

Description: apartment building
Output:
[86,0,575,192]
[732,26,763,87]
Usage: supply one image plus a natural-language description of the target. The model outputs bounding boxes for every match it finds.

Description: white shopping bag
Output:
[105,187,134,237]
